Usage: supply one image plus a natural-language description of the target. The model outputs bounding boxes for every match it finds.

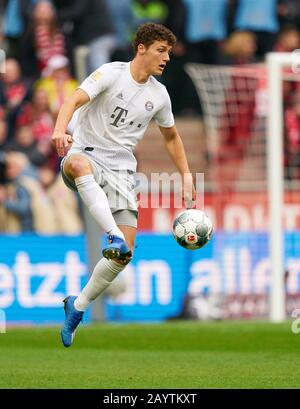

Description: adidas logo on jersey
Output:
[117,93,124,100]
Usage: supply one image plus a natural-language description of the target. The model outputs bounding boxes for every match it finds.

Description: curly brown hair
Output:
[133,23,177,55]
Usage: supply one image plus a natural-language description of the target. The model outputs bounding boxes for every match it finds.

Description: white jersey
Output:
[72,61,175,171]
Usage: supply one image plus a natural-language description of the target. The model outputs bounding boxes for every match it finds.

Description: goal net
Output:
[185,53,300,322]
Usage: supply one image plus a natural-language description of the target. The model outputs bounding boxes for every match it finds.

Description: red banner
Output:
[138,192,300,231]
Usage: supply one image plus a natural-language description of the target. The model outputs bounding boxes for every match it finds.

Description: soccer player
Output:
[52,23,196,347]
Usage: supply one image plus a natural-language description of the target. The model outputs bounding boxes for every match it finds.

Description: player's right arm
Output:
[51,88,90,157]
[52,64,115,157]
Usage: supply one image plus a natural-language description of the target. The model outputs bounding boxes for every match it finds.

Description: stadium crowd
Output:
[0,0,300,233]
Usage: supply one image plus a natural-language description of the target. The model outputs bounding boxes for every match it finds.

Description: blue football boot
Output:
[60,296,84,348]
[102,234,132,262]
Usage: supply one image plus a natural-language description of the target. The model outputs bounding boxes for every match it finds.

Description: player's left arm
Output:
[160,125,196,208]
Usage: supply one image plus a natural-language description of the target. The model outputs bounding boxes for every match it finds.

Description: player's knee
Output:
[65,157,92,179]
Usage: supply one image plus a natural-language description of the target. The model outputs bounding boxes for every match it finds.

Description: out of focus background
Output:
[0,0,299,326]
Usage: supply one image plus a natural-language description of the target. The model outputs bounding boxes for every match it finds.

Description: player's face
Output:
[142,41,172,76]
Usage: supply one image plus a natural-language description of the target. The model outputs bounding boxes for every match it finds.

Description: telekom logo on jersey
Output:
[110,105,144,129]
[110,106,128,127]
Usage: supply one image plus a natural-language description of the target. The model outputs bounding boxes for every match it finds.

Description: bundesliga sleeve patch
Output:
[89,71,102,82]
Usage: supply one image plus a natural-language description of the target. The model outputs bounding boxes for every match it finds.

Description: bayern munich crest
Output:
[145,101,154,111]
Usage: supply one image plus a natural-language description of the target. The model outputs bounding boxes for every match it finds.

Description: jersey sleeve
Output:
[78,64,114,100]
[154,89,175,128]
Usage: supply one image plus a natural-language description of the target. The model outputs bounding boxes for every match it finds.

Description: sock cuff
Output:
[102,257,126,274]
[74,293,89,311]
[75,174,95,187]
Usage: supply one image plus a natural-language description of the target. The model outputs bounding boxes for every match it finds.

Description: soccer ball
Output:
[172,209,213,250]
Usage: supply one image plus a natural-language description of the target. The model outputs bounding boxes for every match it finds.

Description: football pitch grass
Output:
[0,321,299,389]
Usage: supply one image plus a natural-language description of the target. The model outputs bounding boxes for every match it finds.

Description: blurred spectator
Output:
[25,164,60,234]
[175,0,229,116]
[0,1,6,35]
[17,88,55,142]
[48,0,78,71]
[20,0,66,79]
[220,31,257,65]
[2,153,58,234]
[162,0,186,43]
[164,0,228,116]
[37,166,62,233]
[0,157,79,234]
[2,0,45,59]
[0,108,8,150]
[0,151,33,232]
[39,166,83,234]
[284,93,300,179]
[183,0,228,65]
[278,0,300,28]
[160,0,190,115]
[273,25,300,52]
[274,26,300,114]
[0,151,7,186]
[107,0,136,62]
[233,0,279,58]
[132,0,168,27]
[2,0,29,58]
[0,58,31,140]
[0,121,8,150]
[32,1,66,70]
[59,0,115,73]
[34,54,78,117]
[4,124,50,168]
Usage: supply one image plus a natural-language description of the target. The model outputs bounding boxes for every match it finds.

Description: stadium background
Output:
[0,0,300,327]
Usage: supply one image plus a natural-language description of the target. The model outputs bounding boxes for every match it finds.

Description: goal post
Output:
[266,52,294,322]
[185,52,297,322]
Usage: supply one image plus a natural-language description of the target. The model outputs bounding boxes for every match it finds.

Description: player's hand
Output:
[182,173,196,209]
[51,130,73,157]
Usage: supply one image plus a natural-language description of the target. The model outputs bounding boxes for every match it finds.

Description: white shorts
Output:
[61,149,138,228]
